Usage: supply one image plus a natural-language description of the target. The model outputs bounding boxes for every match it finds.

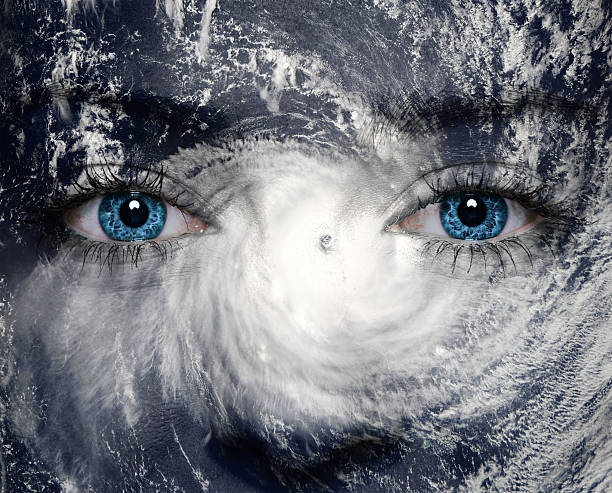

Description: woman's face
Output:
[1,1,610,491]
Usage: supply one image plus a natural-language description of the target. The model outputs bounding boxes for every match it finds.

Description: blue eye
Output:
[388,188,539,242]
[98,192,167,241]
[439,192,508,240]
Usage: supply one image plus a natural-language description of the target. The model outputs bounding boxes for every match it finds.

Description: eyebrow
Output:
[370,89,587,140]
[10,84,229,139]
[7,85,590,153]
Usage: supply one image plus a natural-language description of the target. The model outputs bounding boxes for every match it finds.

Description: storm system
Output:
[0,0,610,491]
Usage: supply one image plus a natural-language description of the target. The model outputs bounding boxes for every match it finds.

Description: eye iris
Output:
[99,192,167,241]
[440,192,508,240]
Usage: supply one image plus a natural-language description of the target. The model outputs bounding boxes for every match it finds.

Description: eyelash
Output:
[49,161,191,211]
[65,235,184,272]
[390,163,579,277]
[420,164,552,215]
[40,161,196,272]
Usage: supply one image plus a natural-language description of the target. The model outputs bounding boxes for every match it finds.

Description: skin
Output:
[0,0,610,491]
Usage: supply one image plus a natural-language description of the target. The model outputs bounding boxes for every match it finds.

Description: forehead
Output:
[1,0,609,193]
[3,0,609,105]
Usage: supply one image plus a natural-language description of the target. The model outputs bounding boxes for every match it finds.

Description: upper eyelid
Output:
[383,162,547,229]
[406,161,543,197]
[52,163,217,224]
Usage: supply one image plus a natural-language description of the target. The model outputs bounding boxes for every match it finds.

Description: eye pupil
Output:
[119,197,150,228]
[457,195,487,227]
